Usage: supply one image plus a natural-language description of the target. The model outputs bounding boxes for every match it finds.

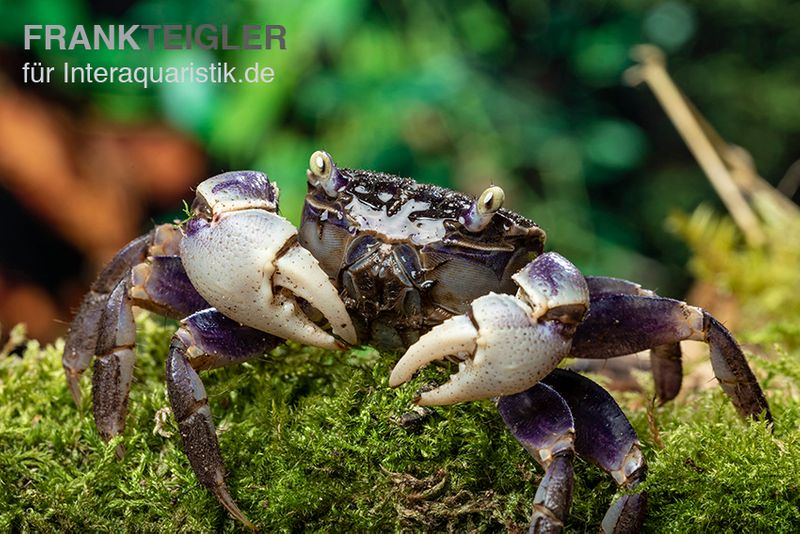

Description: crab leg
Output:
[570,293,771,422]
[63,224,194,406]
[89,251,214,443]
[586,276,683,402]
[497,383,576,533]
[542,369,648,534]
[63,230,153,405]
[66,224,214,443]
[129,254,210,317]
[166,308,281,530]
[91,277,137,443]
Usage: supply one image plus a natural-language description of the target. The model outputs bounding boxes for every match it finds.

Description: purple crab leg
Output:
[92,278,137,443]
[63,230,153,406]
[497,383,576,533]
[66,224,214,444]
[90,252,213,443]
[586,276,682,402]
[585,276,653,299]
[63,224,196,406]
[129,255,210,318]
[166,308,281,529]
[571,293,771,422]
[542,369,647,534]
[648,343,682,403]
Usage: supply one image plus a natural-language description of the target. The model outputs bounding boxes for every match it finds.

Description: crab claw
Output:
[181,171,357,350]
[272,243,358,346]
[389,253,589,405]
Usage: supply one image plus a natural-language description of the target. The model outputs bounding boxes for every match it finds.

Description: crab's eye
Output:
[307,150,347,197]
[462,185,504,232]
[477,186,505,215]
[308,150,333,181]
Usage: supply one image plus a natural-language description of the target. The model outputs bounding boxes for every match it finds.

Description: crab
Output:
[62,151,771,532]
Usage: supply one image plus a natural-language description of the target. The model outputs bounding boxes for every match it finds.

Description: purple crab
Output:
[63,151,771,532]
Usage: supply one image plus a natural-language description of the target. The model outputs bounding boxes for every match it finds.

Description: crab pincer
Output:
[180,171,357,349]
[389,252,590,404]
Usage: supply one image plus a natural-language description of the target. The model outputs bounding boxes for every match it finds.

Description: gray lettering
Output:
[242,25,260,49]
[195,24,217,50]
[265,25,286,50]
[221,25,239,50]
[68,26,90,50]
[94,25,114,49]
[119,25,140,50]
[140,25,158,49]
[163,25,182,49]
[45,25,66,50]
[24,25,42,50]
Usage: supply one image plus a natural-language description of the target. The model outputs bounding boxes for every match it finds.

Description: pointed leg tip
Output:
[214,484,256,530]
[66,372,83,408]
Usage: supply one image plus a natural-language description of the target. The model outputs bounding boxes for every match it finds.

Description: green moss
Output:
[2,207,799,531]
[670,205,800,331]
[0,312,797,532]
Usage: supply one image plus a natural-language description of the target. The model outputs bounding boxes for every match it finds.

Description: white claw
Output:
[390,253,591,406]
[389,315,477,388]
[398,293,573,405]
[274,245,357,345]
[181,209,355,350]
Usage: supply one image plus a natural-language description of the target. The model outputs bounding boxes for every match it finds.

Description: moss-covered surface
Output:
[2,209,799,532]
[0,315,797,532]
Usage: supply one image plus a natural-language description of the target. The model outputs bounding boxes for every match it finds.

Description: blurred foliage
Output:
[2,0,799,296]
[671,205,800,338]
[0,312,797,531]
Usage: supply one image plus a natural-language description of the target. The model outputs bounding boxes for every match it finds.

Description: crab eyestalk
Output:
[389,252,589,405]
[461,185,505,232]
[307,150,349,197]
[181,170,357,349]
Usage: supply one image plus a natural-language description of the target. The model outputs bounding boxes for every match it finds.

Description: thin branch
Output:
[624,45,765,246]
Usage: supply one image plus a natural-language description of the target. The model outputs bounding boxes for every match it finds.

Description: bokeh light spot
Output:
[584,119,647,174]
[643,1,696,51]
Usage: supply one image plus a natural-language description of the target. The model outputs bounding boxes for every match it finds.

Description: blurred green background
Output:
[1,0,799,342]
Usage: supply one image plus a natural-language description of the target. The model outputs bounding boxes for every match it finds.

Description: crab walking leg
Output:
[648,343,683,403]
[166,308,281,529]
[586,276,683,402]
[497,383,576,533]
[129,255,210,318]
[585,276,655,299]
[90,252,212,442]
[64,223,203,402]
[570,294,771,421]
[542,369,647,534]
[63,230,154,405]
[91,278,136,442]
[390,253,590,404]
[64,222,213,443]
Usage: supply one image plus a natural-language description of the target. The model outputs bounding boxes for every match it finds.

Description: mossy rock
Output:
[1,312,798,532]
